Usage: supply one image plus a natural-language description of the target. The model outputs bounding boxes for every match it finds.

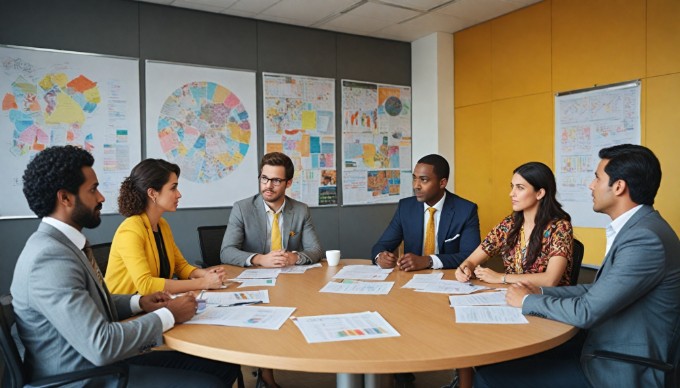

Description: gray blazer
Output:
[10,223,163,382]
[523,205,680,387]
[220,194,323,266]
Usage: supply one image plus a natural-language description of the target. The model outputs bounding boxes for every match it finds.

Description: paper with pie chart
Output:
[145,61,258,208]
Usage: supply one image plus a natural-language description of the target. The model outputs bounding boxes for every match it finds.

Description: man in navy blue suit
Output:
[372,154,480,271]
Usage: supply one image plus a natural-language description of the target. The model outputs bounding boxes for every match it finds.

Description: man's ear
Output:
[612,179,627,196]
[55,189,74,208]
[439,178,448,189]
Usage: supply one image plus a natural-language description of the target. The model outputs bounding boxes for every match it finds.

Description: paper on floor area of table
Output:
[292,311,400,343]
[331,265,393,280]
[401,273,444,288]
[319,281,394,295]
[185,305,295,330]
[237,278,276,288]
[449,290,507,306]
[453,306,528,324]
[202,290,270,304]
[413,279,491,294]
[236,268,282,279]
[279,263,322,274]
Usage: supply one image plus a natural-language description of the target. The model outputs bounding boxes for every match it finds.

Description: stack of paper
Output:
[279,263,322,274]
[202,290,270,305]
[186,305,296,330]
[453,305,528,324]
[412,279,490,294]
[448,290,507,306]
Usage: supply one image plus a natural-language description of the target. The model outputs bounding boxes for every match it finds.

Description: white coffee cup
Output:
[326,250,341,266]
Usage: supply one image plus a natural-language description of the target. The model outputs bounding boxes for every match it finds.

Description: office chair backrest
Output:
[90,242,112,276]
[0,294,26,388]
[569,239,585,285]
[197,225,227,267]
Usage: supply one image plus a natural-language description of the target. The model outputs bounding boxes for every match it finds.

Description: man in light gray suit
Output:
[11,145,239,387]
[220,151,323,267]
[475,144,680,388]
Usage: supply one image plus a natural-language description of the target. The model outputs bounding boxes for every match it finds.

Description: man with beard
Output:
[11,145,240,387]
[220,151,323,267]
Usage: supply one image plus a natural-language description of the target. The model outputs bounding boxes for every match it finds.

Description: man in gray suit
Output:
[475,144,680,388]
[220,151,323,267]
[11,145,239,387]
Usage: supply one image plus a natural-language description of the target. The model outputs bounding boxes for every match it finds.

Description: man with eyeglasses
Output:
[220,151,323,268]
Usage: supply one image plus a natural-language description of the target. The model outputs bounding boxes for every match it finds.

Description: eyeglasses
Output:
[259,175,288,186]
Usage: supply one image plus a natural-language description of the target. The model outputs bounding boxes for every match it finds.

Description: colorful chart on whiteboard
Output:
[145,61,258,208]
[0,45,141,218]
[341,80,412,205]
[263,73,336,206]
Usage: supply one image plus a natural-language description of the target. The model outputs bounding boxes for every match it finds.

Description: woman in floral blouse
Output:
[455,161,574,286]
[454,161,573,388]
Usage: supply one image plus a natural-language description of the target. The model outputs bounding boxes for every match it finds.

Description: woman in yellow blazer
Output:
[106,159,225,295]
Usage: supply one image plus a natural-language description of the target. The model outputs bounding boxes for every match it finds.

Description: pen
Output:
[218,300,263,307]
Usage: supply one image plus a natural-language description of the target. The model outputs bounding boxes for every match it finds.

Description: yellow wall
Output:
[454,0,680,265]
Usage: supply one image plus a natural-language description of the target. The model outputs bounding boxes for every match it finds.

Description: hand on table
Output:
[166,294,198,323]
[139,291,171,313]
[455,262,475,282]
[253,250,290,267]
[474,267,503,284]
[201,270,225,289]
[376,251,397,268]
[396,253,430,272]
[506,281,540,307]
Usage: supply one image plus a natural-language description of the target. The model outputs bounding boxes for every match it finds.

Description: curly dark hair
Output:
[118,159,180,217]
[22,145,94,218]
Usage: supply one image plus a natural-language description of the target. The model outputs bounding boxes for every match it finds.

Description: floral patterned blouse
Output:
[480,215,574,286]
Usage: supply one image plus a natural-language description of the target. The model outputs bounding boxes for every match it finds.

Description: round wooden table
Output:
[164,259,577,387]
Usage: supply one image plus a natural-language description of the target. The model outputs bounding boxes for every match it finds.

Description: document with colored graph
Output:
[292,311,400,343]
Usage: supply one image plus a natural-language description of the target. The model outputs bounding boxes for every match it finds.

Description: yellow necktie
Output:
[83,241,104,286]
[423,207,437,256]
[271,212,282,251]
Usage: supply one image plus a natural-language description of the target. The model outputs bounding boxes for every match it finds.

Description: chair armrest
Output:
[582,350,673,372]
[26,364,129,388]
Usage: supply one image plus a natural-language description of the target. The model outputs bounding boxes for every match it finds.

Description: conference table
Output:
[163,259,577,388]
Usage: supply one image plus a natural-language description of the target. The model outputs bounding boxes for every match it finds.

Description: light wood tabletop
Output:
[163,259,577,374]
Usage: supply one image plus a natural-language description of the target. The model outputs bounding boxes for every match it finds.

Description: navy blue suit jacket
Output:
[371,191,480,269]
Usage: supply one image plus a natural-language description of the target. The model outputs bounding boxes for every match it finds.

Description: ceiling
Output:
[136,0,541,42]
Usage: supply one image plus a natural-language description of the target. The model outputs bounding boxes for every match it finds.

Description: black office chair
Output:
[582,332,680,388]
[196,225,227,268]
[569,239,585,285]
[90,242,112,276]
[0,294,128,388]
[577,264,599,284]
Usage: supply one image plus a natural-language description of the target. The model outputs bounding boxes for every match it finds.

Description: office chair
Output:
[569,239,585,285]
[0,294,128,388]
[90,242,112,276]
[196,225,227,268]
[582,332,680,388]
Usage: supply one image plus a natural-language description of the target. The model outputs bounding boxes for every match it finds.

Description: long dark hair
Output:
[118,159,180,217]
[502,162,570,268]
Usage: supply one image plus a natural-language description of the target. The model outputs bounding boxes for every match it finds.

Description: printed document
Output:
[332,265,393,280]
[402,273,444,288]
[320,281,394,295]
[414,280,491,294]
[454,306,528,324]
[237,279,276,288]
[202,290,270,305]
[236,268,282,279]
[449,290,507,306]
[186,306,295,330]
[293,311,400,343]
[279,263,322,274]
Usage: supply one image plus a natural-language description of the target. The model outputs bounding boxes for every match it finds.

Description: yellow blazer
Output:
[105,213,196,295]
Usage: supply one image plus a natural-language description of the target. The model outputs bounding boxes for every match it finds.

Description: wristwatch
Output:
[293,251,305,265]
[428,257,433,269]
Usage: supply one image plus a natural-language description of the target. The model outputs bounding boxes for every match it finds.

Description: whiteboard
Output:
[145,61,258,208]
[555,81,641,228]
[0,45,141,218]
